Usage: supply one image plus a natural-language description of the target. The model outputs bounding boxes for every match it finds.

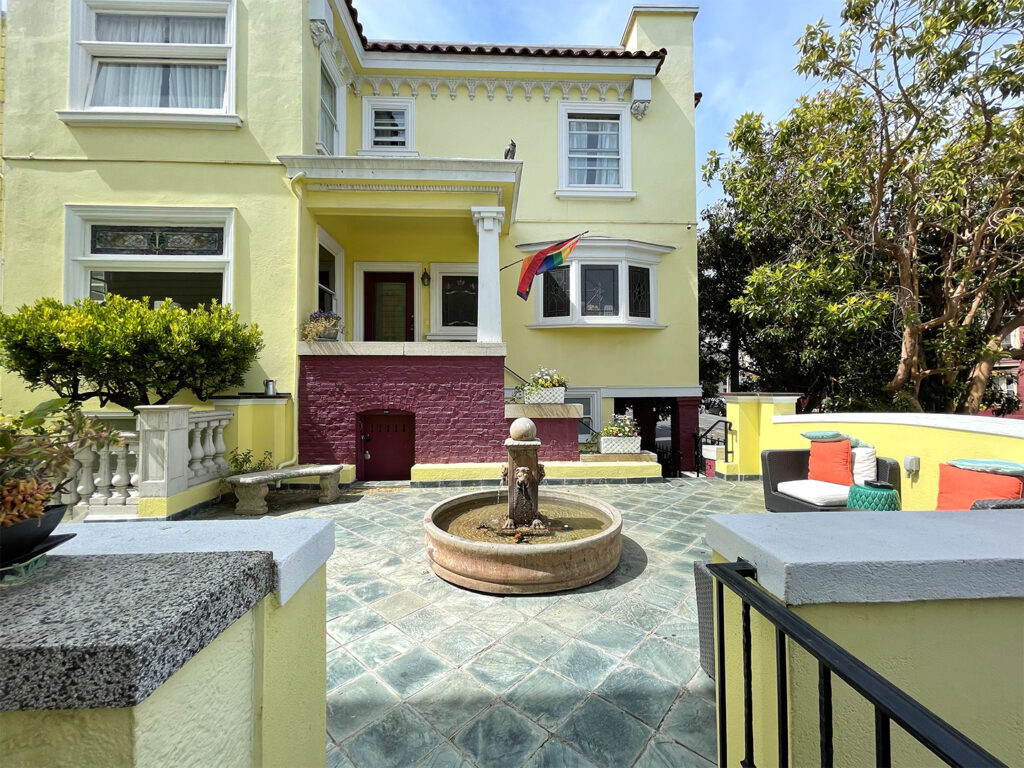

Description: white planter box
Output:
[599,435,641,454]
[525,387,565,404]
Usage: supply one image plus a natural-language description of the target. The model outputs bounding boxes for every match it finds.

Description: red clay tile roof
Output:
[342,0,667,72]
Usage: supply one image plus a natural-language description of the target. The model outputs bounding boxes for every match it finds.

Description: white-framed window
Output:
[317,45,345,155]
[317,227,344,315]
[64,205,234,308]
[60,0,240,129]
[360,97,417,156]
[556,101,634,200]
[529,240,669,328]
[565,388,601,443]
[427,263,477,341]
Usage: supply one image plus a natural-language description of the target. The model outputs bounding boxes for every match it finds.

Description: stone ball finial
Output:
[509,417,537,441]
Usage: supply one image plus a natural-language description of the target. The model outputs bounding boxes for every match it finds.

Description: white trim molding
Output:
[556,100,633,199]
[64,204,235,305]
[351,76,633,104]
[775,412,1024,440]
[360,96,417,156]
[427,262,477,341]
[64,0,240,130]
[316,226,345,317]
[599,386,703,398]
[352,261,422,342]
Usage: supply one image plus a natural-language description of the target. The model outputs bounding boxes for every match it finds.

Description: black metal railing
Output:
[656,446,682,478]
[694,419,732,477]
[709,560,1007,768]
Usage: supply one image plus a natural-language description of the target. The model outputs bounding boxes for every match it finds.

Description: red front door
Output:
[364,272,414,342]
[359,412,415,481]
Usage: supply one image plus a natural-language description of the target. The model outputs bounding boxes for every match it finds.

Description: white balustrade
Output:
[186,410,235,488]
[68,431,140,518]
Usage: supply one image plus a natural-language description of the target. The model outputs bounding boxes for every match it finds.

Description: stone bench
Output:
[225,464,344,515]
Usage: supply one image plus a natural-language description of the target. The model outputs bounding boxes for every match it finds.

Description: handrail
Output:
[503,365,529,384]
[694,418,732,476]
[709,560,1007,768]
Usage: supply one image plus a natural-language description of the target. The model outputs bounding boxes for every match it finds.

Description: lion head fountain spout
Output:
[500,418,548,533]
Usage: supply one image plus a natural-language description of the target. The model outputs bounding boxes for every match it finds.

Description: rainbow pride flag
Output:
[516,234,583,300]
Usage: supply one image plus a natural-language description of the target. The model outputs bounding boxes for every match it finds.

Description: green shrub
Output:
[226,448,275,474]
[0,296,264,411]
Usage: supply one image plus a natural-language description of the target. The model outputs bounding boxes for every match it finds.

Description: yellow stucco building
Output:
[1,0,700,481]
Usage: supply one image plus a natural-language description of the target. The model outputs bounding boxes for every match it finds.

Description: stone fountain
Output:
[423,418,622,594]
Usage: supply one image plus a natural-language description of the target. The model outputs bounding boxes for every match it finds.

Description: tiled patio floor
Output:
[213,478,765,767]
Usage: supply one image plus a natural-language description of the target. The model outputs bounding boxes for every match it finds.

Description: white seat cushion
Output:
[777,479,850,507]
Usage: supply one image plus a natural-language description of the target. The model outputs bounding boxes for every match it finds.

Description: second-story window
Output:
[556,101,633,199]
[64,1,238,127]
[360,97,417,156]
[319,66,338,155]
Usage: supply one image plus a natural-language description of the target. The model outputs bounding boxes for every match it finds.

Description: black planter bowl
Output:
[0,505,67,567]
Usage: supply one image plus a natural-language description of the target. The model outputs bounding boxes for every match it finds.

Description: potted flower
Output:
[301,310,343,342]
[0,399,116,565]
[524,367,568,404]
[599,414,641,454]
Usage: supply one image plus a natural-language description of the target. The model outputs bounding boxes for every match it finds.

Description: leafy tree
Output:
[705,0,1024,413]
[0,296,264,411]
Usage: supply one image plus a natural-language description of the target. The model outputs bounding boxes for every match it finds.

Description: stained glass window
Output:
[582,265,618,316]
[441,275,477,327]
[91,226,224,255]
[629,266,651,318]
[543,266,570,318]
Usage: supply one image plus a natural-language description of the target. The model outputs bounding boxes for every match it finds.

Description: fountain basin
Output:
[424,489,622,595]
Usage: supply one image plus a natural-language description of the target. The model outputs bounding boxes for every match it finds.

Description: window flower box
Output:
[599,435,641,454]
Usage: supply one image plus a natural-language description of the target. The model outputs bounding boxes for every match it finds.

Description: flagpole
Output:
[500,231,588,271]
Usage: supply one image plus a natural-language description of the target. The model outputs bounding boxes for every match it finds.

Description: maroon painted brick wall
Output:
[299,355,508,465]
[505,418,580,462]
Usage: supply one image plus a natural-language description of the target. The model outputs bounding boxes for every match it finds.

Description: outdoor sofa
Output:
[761,449,901,513]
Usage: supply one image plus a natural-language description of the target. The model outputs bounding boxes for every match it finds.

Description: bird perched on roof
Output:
[504,140,516,160]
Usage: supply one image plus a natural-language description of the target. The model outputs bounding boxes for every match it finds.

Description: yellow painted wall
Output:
[714,553,1024,767]
[0,566,328,768]
[220,401,296,468]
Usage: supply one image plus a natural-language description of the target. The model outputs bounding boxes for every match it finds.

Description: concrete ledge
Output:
[61,518,335,605]
[582,451,657,463]
[707,509,1024,605]
[299,341,507,357]
[413,477,666,487]
[718,473,762,482]
[505,403,584,419]
[774,412,1024,439]
[411,460,662,482]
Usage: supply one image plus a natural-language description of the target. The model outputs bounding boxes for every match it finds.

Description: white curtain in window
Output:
[568,117,620,186]
[168,65,226,109]
[92,63,165,107]
[96,14,224,44]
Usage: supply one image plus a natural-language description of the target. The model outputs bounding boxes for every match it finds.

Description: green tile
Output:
[536,601,601,635]
[415,745,474,768]
[628,637,700,684]
[326,673,400,743]
[608,597,669,632]
[545,641,619,690]
[464,645,536,693]
[635,738,715,768]
[653,615,700,649]
[426,625,494,665]
[503,621,570,662]
[660,693,717,761]
[524,739,600,768]
[377,647,450,698]
[454,704,547,768]
[326,649,366,692]
[352,579,402,604]
[506,669,587,728]
[470,603,529,638]
[577,619,646,657]
[408,670,494,737]
[373,590,431,621]
[555,695,653,767]
[343,705,441,768]
[326,592,362,620]
[327,607,387,645]
[596,665,679,726]
[346,624,415,669]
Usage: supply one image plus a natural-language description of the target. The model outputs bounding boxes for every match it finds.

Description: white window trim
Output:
[316,226,345,316]
[530,250,662,328]
[352,261,422,342]
[565,387,601,442]
[359,96,417,156]
[316,44,345,156]
[64,204,235,305]
[427,262,478,341]
[60,0,241,130]
[556,100,634,200]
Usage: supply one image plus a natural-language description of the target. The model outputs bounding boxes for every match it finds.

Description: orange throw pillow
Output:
[808,439,853,486]
[936,464,1023,511]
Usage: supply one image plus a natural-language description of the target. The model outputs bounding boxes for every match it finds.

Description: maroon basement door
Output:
[359,412,415,481]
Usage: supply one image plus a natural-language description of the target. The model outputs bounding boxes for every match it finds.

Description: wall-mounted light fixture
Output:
[420,268,431,286]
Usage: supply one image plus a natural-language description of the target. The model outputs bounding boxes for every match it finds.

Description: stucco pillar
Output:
[471,206,505,343]
[135,405,192,498]
[670,396,702,472]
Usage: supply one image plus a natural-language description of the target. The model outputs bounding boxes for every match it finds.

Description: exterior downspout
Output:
[278,171,307,469]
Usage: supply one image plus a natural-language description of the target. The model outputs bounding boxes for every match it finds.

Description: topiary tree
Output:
[0,295,264,411]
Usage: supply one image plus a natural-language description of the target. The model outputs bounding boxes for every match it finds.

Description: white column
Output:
[135,405,192,498]
[471,206,505,343]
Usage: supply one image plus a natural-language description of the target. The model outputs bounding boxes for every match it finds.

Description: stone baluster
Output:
[76,447,96,509]
[189,422,205,479]
[90,445,113,505]
[62,454,83,507]
[213,419,229,473]
[109,443,130,505]
[201,421,217,475]
[125,433,140,495]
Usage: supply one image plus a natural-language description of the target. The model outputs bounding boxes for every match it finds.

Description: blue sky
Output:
[352,0,844,214]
